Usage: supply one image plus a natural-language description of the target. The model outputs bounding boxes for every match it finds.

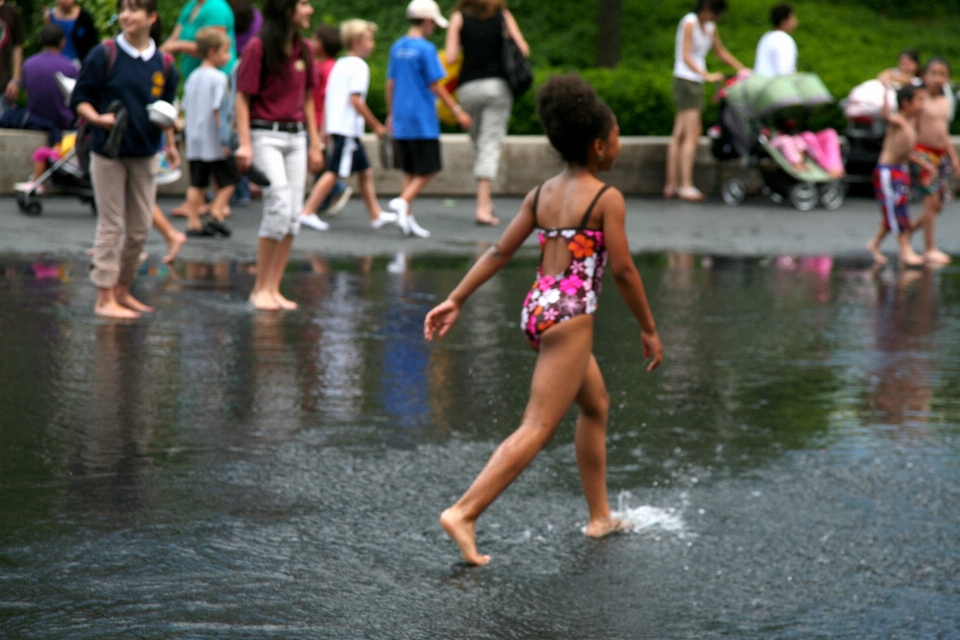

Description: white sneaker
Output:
[299,213,330,231]
[406,215,431,238]
[326,186,353,214]
[370,211,398,229]
[389,198,411,235]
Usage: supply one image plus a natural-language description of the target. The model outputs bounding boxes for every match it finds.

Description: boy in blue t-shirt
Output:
[386,0,471,238]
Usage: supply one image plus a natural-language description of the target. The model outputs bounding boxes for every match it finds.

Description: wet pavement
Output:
[3,192,960,261]
[1,195,960,638]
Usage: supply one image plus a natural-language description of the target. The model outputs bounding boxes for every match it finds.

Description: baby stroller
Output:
[15,72,96,217]
[713,73,846,211]
[16,125,97,217]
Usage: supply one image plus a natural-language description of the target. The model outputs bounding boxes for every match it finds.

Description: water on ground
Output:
[1,252,959,639]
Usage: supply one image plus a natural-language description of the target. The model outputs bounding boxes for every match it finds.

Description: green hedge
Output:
[17,0,960,136]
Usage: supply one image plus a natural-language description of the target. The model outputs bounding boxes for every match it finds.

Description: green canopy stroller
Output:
[715,73,846,211]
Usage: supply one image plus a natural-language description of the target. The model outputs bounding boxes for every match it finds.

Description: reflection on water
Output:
[1,254,960,638]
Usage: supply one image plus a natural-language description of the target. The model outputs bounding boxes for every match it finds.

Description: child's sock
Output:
[370,210,398,229]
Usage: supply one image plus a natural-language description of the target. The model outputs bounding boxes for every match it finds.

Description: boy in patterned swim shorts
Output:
[910,57,959,265]
[867,83,926,266]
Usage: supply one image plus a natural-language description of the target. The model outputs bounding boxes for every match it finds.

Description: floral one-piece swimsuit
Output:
[521,183,611,347]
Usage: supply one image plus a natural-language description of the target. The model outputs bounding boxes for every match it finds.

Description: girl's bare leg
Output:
[573,355,624,537]
[678,110,702,191]
[151,206,186,264]
[664,112,685,195]
[250,237,280,310]
[440,316,595,565]
[267,234,297,310]
[475,178,498,224]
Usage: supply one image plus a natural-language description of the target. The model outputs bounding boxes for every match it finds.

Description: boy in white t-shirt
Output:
[300,19,395,231]
[754,4,798,77]
[182,27,239,237]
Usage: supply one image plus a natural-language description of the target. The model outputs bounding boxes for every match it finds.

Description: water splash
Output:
[611,490,687,534]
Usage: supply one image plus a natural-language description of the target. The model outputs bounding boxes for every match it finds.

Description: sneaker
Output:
[321,184,353,214]
[370,211,398,229]
[300,213,330,231]
[389,197,410,235]
[406,215,431,239]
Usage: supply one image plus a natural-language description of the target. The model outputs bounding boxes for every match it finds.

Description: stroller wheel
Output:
[819,181,846,211]
[24,200,42,216]
[721,178,747,206]
[789,182,818,211]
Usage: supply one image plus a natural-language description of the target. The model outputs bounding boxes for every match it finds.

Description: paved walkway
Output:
[1,193,958,262]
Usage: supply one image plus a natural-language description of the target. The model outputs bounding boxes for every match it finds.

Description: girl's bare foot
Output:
[925,248,951,265]
[272,292,298,310]
[440,508,491,566]
[249,290,280,310]
[866,239,888,265]
[162,231,187,264]
[584,516,629,539]
[95,301,140,319]
[115,289,155,313]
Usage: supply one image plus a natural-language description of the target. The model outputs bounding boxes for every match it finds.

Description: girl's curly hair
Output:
[536,74,614,165]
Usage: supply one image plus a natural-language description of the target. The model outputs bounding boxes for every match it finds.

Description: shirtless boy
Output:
[911,57,959,265]
[867,83,926,266]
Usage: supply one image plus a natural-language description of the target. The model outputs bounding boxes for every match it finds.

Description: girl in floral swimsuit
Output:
[522,183,610,347]
[424,73,663,566]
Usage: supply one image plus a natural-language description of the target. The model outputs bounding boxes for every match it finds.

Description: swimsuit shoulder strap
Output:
[578,184,611,229]
[531,183,543,228]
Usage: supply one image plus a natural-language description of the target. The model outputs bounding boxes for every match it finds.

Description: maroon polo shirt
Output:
[236,36,314,123]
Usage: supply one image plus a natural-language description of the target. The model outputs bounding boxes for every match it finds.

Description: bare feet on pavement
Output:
[900,250,925,267]
[163,231,187,264]
[249,290,280,311]
[115,288,155,313]
[867,239,887,265]
[95,301,140,319]
[440,508,491,566]
[925,248,951,265]
[273,292,298,310]
[584,516,629,538]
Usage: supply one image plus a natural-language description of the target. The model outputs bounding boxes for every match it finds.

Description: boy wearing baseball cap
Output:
[386,0,472,238]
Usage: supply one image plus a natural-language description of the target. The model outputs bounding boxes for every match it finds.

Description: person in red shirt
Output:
[234,0,321,311]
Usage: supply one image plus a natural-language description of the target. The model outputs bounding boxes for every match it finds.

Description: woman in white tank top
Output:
[665,0,745,201]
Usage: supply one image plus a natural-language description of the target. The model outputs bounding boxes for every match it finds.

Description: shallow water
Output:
[1,253,959,639]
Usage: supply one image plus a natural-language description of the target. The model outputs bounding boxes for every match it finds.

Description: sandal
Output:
[677,187,707,202]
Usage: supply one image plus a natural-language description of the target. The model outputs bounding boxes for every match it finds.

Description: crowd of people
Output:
[0,0,528,316]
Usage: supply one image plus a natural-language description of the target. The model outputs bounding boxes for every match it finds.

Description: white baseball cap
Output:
[406,0,449,28]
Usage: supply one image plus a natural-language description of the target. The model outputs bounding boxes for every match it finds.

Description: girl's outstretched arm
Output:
[424,190,537,341]
[601,188,664,371]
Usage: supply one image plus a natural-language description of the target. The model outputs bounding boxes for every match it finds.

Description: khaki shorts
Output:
[673,77,704,112]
